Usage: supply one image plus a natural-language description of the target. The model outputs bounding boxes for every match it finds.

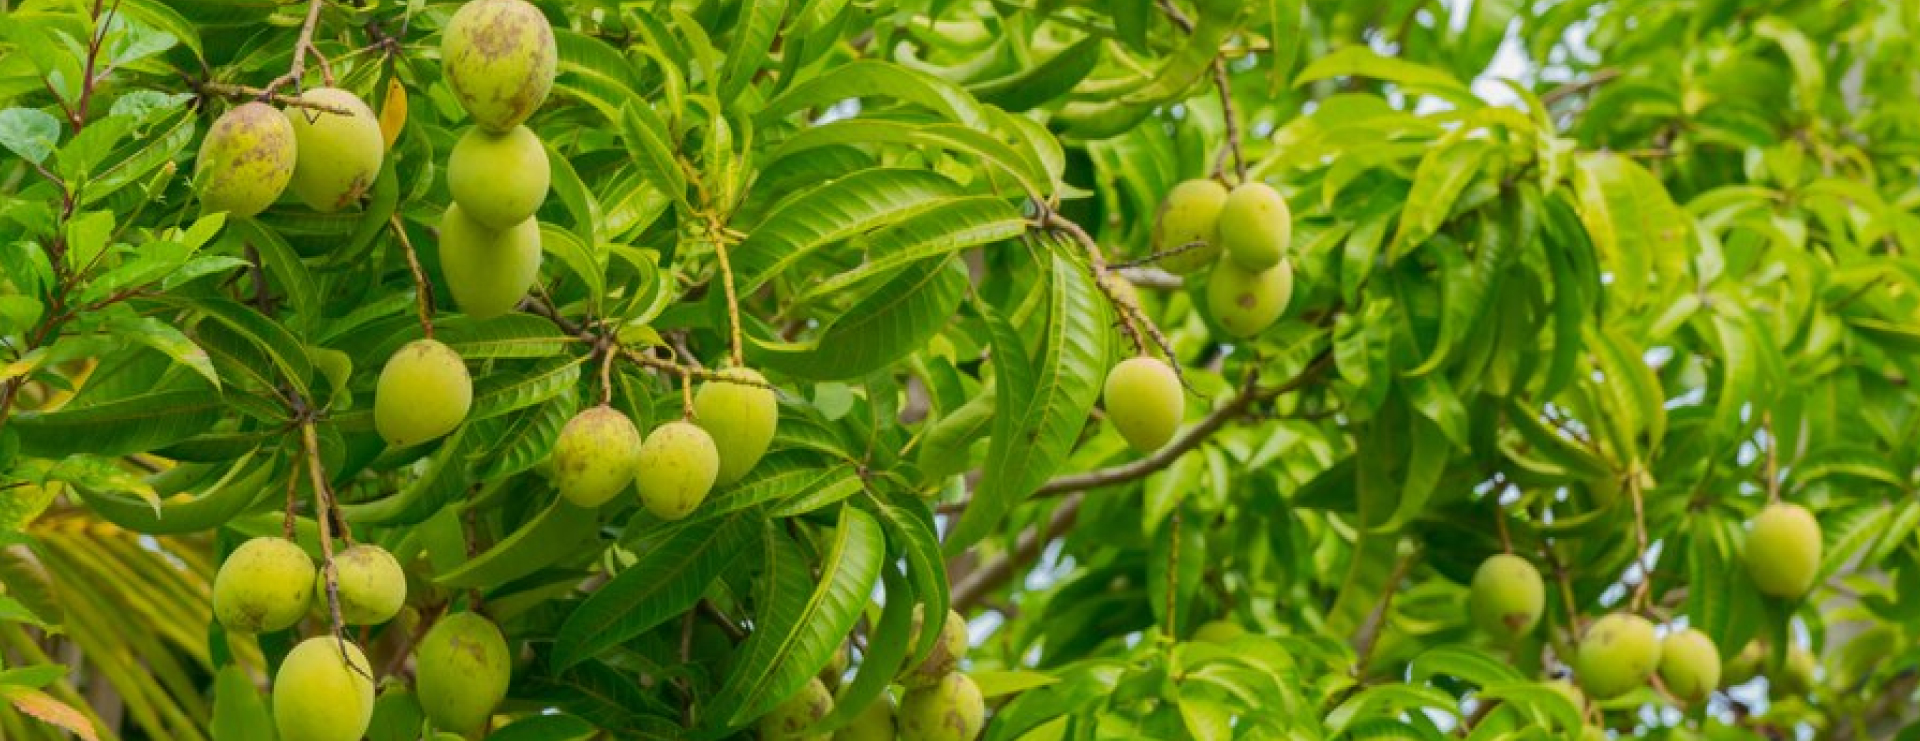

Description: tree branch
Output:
[1034,351,1332,498]
[950,495,1083,612]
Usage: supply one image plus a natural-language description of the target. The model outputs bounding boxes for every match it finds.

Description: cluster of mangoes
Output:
[762,607,985,740]
[196,85,384,219]
[1463,501,1824,730]
[1153,178,1294,339]
[1089,178,1299,460]
[552,365,779,520]
[210,536,509,740]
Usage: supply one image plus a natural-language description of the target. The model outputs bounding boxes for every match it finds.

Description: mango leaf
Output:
[1389,139,1491,260]
[718,0,789,103]
[735,168,967,293]
[1571,153,1690,311]
[711,507,884,729]
[13,389,222,458]
[759,59,990,129]
[551,509,759,670]
[948,249,1110,552]
[768,120,1047,199]
[1294,46,1479,107]
[210,665,272,741]
[751,256,969,381]
[435,495,599,589]
[0,685,99,741]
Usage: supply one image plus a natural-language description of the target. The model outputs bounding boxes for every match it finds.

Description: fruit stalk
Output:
[389,215,435,339]
[711,234,747,367]
[192,80,354,116]
[301,420,364,677]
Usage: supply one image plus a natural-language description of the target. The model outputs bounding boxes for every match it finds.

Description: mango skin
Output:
[1773,646,1816,698]
[901,607,969,688]
[552,405,644,507]
[1103,357,1182,453]
[1721,640,1763,687]
[213,536,315,633]
[898,672,984,741]
[416,612,512,735]
[837,692,895,741]
[1151,179,1229,274]
[1205,258,1292,338]
[693,367,780,485]
[1217,181,1292,271]
[758,677,832,740]
[442,0,558,132]
[1468,553,1544,640]
[1744,502,1822,599]
[447,125,550,230]
[1576,613,1661,700]
[375,339,473,448]
[1191,620,1246,643]
[1658,627,1720,705]
[316,544,406,625]
[273,637,376,741]
[197,101,297,217]
[284,87,384,212]
[438,203,543,320]
[635,421,720,520]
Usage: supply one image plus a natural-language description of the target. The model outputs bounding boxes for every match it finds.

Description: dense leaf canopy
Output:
[3,0,1920,738]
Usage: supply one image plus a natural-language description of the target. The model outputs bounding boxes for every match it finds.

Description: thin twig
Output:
[711,238,746,368]
[1628,472,1653,612]
[1763,411,1780,503]
[1208,62,1245,181]
[192,80,353,115]
[391,215,434,339]
[265,0,334,95]
[1352,547,1422,673]
[951,495,1083,612]
[1540,69,1622,107]
[302,421,363,676]
[1041,211,1157,359]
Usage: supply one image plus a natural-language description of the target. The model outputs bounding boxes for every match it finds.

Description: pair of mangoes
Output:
[212,537,405,633]
[271,612,509,741]
[196,87,384,217]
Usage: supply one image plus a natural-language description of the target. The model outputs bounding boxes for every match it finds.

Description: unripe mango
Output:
[273,637,375,741]
[1721,640,1763,687]
[213,536,314,633]
[1206,259,1291,338]
[1151,179,1228,274]
[1217,182,1291,271]
[197,102,296,217]
[317,544,406,625]
[1576,613,1660,700]
[635,421,720,520]
[1102,357,1182,454]
[758,677,832,740]
[1191,619,1245,643]
[375,339,473,448]
[1468,553,1544,640]
[837,692,895,741]
[284,87,384,212]
[1774,646,1816,698]
[1658,627,1720,705]
[552,405,644,507]
[447,125,550,230]
[1744,502,1822,599]
[441,0,557,132]
[438,203,542,320]
[899,672,984,741]
[693,367,779,485]
[415,612,511,734]
[901,606,968,688]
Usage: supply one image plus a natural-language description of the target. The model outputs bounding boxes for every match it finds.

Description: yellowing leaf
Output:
[378,76,407,148]
[1,685,100,741]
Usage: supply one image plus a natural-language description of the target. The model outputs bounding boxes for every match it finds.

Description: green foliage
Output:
[4,0,1920,738]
